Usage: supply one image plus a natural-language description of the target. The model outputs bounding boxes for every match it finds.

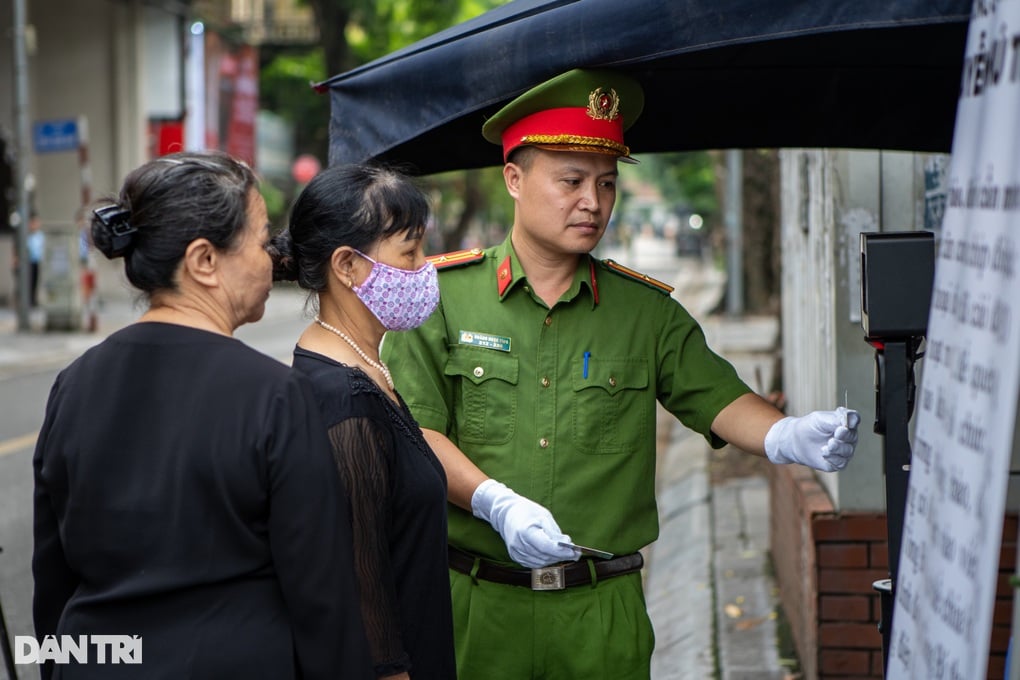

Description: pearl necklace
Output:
[314,316,394,390]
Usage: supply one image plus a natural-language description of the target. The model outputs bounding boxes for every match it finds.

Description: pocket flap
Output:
[445,347,520,386]
[572,358,647,396]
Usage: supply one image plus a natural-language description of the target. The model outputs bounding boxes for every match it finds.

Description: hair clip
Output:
[93,204,137,254]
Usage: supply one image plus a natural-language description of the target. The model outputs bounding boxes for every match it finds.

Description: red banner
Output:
[204,34,258,166]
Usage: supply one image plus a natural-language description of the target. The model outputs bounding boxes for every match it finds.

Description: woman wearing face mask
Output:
[270,163,454,680]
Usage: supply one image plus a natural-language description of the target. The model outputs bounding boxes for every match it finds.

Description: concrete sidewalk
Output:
[647,414,789,680]
[0,292,791,680]
[646,315,792,680]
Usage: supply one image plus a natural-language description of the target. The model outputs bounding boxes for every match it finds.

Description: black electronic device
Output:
[860,231,935,340]
[858,230,936,676]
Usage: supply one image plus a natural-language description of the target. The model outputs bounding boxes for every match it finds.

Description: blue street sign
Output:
[33,118,79,153]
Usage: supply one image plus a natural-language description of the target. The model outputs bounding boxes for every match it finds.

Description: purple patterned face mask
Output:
[352,250,440,330]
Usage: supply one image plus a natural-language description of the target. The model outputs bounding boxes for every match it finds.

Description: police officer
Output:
[381,68,860,680]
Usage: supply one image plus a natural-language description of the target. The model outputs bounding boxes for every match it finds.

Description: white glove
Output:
[471,479,581,568]
[764,407,861,472]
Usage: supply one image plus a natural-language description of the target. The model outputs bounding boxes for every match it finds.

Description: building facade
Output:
[774,148,1019,679]
[0,0,297,320]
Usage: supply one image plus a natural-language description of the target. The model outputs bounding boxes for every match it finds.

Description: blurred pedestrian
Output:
[26,210,44,307]
[270,163,456,680]
[382,68,861,680]
[32,150,372,680]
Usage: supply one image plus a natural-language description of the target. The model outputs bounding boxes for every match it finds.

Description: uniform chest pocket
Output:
[572,358,649,454]
[445,348,519,445]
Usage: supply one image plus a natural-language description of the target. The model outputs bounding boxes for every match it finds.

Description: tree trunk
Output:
[741,149,781,314]
[308,1,354,77]
[443,171,482,251]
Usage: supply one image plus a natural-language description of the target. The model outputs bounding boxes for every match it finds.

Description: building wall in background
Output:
[774,147,1017,678]
[0,0,264,310]
[0,0,155,228]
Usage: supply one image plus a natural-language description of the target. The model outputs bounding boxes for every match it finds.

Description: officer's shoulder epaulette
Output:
[600,258,674,294]
[427,248,486,271]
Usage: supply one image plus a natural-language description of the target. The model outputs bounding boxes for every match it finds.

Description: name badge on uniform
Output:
[458,330,511,352]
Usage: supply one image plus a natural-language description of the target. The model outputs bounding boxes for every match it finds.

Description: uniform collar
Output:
[494,235,599,308]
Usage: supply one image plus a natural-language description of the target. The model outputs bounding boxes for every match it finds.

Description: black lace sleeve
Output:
[327,416,411,677]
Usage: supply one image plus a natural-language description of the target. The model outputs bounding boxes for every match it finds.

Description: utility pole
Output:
[12,0,32,331]
[724,148,744,316]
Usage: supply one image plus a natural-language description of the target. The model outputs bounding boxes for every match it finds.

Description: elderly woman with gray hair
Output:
[32,151,372,680]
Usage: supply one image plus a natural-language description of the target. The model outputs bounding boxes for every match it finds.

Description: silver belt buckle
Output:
[531,565,566,591]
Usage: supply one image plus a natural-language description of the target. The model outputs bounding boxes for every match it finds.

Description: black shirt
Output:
[293,346,456,680]
[33,323,373,679]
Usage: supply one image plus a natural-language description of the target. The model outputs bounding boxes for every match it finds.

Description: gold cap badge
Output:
[587,87,620,121]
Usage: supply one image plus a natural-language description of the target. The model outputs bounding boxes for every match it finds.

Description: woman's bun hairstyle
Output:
[268,229,298,282]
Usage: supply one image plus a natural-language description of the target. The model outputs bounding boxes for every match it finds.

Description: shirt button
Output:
[473,366,484,378]
[539,438,549,448]
[544,316,552,326]
[609,376,617,387]
[541,377,550,387]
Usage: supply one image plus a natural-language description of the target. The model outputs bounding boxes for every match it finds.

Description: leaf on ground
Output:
[734,616,767,631]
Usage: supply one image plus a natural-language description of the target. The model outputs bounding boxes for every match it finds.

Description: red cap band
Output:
[501,107,627,161]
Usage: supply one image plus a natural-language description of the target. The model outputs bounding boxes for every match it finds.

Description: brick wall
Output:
[768,464,1016,680]
[814,512,887,677]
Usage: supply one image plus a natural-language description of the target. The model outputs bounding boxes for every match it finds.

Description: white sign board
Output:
[887,1,1020,678]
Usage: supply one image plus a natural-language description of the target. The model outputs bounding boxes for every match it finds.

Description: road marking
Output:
[0,432,37,458]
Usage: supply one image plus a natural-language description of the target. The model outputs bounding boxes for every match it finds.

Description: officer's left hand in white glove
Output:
[764,407,860,472]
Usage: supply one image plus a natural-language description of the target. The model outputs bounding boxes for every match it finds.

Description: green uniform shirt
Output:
[382,235,751,563]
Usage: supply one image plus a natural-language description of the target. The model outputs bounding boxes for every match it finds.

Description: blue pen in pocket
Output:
[583,351,591,379]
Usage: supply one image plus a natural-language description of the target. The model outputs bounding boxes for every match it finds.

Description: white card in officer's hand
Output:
[558,541,614,560]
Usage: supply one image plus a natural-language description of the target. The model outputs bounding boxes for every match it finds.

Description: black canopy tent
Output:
[319,0,972,176]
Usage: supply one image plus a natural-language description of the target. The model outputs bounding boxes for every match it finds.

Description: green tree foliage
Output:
[345,0,462,63]
[260,50,329,160]
[309,0,508,77]
[261,0,506,169]
[628,151,720,244]
[288,0,511,250]
[637,152,719,221]
[261,2,746,267]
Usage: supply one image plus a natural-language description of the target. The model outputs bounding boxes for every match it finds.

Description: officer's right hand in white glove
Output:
[471,479,581,568]
[764,407,860,472]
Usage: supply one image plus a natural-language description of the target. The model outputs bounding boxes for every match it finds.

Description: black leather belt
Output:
[448,545,644,591]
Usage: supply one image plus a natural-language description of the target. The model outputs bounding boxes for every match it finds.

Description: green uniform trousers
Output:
[450,567,655,680]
